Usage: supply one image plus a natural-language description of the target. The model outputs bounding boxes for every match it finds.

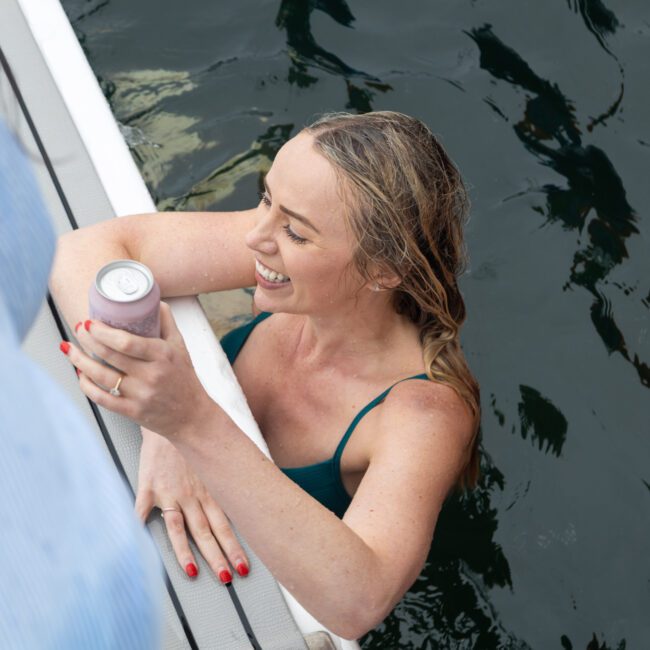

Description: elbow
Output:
[327,555,409,640]
[54,229,80,254]
[49,232,81,291]
[328,591,394,640]
[327,619,366,642]
[308,551,412,640]
[51,229,77,264]
[331,612,386,641]
[331,621,374,642]
[48,235,70,288]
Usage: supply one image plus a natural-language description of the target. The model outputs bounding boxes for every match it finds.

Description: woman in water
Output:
[50,111,480,639]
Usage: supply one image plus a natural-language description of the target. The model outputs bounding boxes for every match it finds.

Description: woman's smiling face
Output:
[245,132,365,315]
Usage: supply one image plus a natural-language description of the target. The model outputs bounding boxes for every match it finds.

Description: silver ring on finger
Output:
[160,506,181,518]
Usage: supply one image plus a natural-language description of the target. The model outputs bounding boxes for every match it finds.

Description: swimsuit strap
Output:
[221,311,273,364]
[332,373,429,465]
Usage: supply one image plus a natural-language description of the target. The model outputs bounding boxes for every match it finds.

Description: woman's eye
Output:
[258,191,307,244]
[283,224,308,245]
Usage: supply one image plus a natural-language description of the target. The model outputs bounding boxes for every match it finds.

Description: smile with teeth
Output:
[256,259,291,283]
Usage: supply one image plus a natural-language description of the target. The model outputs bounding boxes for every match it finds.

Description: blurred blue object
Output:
[0,117,163,649]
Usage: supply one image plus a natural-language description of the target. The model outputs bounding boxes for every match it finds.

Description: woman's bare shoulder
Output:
[374,377,474,468]
[392,375,472,414]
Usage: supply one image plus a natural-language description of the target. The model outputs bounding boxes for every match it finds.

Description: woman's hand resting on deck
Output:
[136,429,250,582]
[62,301,214,438]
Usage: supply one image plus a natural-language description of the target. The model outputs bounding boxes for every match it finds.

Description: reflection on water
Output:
[517,386,568,456]
[467,22,647,388]
[276,0,392,111]
[164,122,293,211]
[568,0,619,63]
[107,69,197,119]
[61,0,648,647]
[102,69,219,197]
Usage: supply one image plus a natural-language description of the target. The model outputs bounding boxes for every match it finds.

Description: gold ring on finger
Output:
[109,375,123,397]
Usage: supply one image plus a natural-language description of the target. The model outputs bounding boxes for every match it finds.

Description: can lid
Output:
[95,260,154,303]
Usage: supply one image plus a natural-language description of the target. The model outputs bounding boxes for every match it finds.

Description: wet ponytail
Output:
[307,111,481,491]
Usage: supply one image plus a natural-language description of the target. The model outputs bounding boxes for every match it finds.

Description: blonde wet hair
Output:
[306,111,481,491]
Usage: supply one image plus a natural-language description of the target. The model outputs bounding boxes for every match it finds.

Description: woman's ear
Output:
[367,266,401,292]
[380,273,402,290]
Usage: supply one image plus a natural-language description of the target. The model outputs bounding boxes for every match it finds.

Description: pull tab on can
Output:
[116,270,139,296]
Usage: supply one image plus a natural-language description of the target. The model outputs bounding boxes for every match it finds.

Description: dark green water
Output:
[61,1,650,648]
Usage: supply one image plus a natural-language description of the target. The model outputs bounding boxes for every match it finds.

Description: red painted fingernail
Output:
[236,563,249,577]
[185,563,198,578]
[218,569,232,584]
[59,341,70,355]
[84,320,92,332]
[74,321,82,333]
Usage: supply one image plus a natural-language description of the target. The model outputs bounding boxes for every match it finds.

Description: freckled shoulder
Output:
[374,377,475,464]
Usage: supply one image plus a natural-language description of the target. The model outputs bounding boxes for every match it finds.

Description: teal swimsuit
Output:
[220,312,429,519]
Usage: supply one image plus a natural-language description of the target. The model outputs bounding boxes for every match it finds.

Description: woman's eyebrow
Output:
[263,178,321,235]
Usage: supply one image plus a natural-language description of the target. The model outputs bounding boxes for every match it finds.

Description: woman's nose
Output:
[245,210,278,255]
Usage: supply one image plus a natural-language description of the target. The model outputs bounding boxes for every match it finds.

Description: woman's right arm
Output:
[49,208,258,583]
[49,208,257,328]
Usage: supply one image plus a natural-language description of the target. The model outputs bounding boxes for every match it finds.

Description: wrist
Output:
[181,393,219,442]
[140,426,158,440]
[140,427,177,456]
[141,426,166,443]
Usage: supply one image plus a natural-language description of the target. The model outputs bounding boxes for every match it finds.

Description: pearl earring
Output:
[373,283,381,291]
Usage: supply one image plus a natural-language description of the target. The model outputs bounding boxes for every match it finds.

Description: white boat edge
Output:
[16,0,361,647]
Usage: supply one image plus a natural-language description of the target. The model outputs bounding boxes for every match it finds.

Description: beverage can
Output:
[88,260,161,338]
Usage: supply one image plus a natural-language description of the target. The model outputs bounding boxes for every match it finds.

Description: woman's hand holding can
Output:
[62,301,214,438]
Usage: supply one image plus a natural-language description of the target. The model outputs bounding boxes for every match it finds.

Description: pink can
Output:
[89,260,161,338]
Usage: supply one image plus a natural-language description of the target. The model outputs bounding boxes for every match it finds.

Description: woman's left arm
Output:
[63,303,474,639]
[179,382,473,640]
